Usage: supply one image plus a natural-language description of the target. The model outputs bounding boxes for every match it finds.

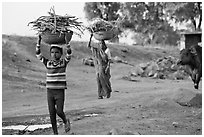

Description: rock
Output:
[168,70,186,80]
[121,48,128,53]
[172,89,202,108]
[130,56,189,80]
[153,72,165,79]
[113,56,123,63]
[113,56,129,65]
[131,66,144,76]
[170,64,179,71]
[172,122,179,127]
[26,59,31,62]
[144,62,159,77]
[107,128,139,135]
[156,58,163,63]
[188,93,202,108]
[148,70,155,77]
[157,56,174,70]
[139,63,148,70]
[73,116,84,121]
[82,58,94,66]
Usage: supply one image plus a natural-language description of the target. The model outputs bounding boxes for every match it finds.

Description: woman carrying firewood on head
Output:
[87,33,112,99]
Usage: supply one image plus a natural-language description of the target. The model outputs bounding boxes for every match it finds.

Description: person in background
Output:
[36,32,73,135]
[87,33,112,99]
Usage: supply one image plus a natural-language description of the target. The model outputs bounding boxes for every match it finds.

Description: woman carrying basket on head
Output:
[87,33,112,99]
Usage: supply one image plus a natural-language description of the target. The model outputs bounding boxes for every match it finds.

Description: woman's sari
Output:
[92,47,112,97]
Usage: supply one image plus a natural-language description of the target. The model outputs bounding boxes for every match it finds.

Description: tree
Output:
[83,2,182,45]
[120,2,146,29]
[84,2,121,21]
[83,2,103,20]
[121,2,179,45]
[165,2,202,30]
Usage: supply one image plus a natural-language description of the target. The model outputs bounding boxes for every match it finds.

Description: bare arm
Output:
[64,31,73,63]
[64,44,72,63]
[87,33,93,49]
[36,34,42,55]
[36,34,48,65]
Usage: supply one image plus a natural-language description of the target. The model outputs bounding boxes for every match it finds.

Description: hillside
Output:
[2,35,201,135]
[2,34,179,84]
[2,34,176,98]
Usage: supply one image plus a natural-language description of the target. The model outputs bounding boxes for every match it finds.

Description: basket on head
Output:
[93,28,119,41]
[41,30,73,44]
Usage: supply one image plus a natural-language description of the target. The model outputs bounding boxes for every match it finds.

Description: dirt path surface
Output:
[2,77,202,135]
[2,35,202,135]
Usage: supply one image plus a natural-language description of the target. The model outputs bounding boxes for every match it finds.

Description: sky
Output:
[1,1,151,43]
[2,2,90,41]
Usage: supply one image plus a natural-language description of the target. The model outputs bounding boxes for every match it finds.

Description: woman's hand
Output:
[67,47,72,55]
[65,31,73,44]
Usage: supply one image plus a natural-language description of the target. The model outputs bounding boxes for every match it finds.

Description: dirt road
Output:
[2,62,202,135]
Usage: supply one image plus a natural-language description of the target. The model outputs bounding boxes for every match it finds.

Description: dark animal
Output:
[177,45,202,89]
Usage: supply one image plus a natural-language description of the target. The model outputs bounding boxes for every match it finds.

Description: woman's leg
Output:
[47,89,58,135]
[96,74,103,99]
[106,68,112,98]
[99,68,112,98]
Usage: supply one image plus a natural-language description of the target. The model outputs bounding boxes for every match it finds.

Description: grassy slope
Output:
[2,34,179,67]
[2,34,180,87]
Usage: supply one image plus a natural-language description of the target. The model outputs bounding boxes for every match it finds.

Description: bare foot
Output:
[64,119,71,133]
